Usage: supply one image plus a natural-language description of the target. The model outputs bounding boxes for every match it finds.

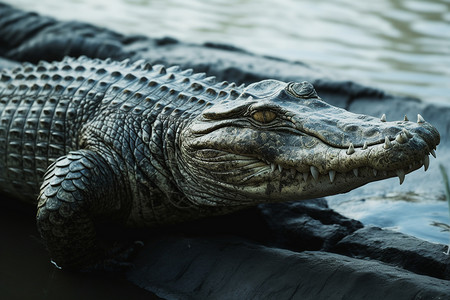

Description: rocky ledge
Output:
[0,2,449,299]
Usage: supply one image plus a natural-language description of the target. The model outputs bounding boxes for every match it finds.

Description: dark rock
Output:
[203,41,247,53]
[332,226,450,280]
[0,3,129,62]
[127,236,450,300]
[159,199,362,253]
[258,199,363,252]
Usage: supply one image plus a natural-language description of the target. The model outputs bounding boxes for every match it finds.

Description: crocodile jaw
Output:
[176,81,440,206]
[178,118,439,206]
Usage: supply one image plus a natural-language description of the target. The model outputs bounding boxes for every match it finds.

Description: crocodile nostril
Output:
[363,128,380,138]
[383,126,402,137]
[343,125,359,132]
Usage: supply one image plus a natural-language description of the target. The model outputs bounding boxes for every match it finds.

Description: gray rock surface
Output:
[332,226,450,280]
[1,2,450,299]
[127,236,450,300]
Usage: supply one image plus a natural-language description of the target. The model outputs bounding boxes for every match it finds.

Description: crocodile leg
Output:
[36,150,131,270]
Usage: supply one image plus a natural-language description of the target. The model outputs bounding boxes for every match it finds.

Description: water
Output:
[6,0,450,104]
[328,191,450,244]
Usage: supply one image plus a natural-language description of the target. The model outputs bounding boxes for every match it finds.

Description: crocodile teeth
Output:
[404,115,409,121]
[424,155,429,171]
[346,143,355,155]
[271,163,276,172]
[383,137,392,149]
[362,142,368,150]
[402,128,413,139]
[380,114,387,122]
[329,170,336,183]
[397,169,405,185]
[247,96,254,101]
[353,169,359,177]
[373,169,378,176]
[417,114,425,124]
[310,166,319,181]
[278,165,283,172]
[303,172,309,182]
[395,132,408,144]
[430,149,436,158]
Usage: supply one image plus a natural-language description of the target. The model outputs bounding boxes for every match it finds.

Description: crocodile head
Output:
[177,80,440,207]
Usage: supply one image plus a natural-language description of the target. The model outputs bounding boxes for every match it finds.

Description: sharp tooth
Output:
[329,170,336,183]
[408,164,412,170]
[373,169,378,176]
[278,164,283,172]
[395,132,408,144]
[404,115,409,121]
[430,149,436,158]
[362,142,368,150]
[380,114,386,122]
[353,169,359,177]
[271,163,276,172]
[384,137,392,149]
[396,169,405,185]
[417,114,425,124]
[303,172,309,182]
[346,143,355,155]
[247,96,254,101]
[424,155,429,171]
[402,128,413,139]
[310,166,319,181]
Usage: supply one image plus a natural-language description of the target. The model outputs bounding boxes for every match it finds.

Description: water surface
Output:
[7,0,450,104]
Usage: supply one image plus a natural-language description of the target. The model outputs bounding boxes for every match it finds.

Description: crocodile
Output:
[0,56,440,269]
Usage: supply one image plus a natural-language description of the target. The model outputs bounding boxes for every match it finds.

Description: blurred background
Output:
[3,0,450,243]
[7,0,450,105]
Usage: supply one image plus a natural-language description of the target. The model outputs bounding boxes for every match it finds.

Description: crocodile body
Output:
[0,56,440,269]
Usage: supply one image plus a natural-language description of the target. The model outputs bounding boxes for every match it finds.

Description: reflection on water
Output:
[328,192,450,244]
[6,0,450,104]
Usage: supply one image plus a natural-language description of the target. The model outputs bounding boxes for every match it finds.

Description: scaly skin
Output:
[0,56,440,269]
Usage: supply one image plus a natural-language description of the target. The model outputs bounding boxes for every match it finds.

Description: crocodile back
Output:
[0,56,245,204]
[0,57,113,202]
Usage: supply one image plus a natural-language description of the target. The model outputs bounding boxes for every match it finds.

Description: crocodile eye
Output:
[252,110,277,123]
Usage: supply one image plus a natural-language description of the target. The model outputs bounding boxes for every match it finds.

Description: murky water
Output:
[6,0,450,104]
